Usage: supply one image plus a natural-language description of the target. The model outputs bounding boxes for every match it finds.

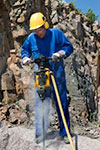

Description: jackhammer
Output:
[33,56,51,150]
[23,56,75,150]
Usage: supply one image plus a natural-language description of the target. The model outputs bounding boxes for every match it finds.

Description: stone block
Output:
[1,73,15,90]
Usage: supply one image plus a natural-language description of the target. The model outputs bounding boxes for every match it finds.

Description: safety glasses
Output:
[33,27,44,34]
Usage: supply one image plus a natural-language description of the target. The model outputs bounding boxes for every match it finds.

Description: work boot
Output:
[57,135,69,144]
[57,134,72,144]
[63,136,70,144]
[63,133,74,144]
[35,135,45,144]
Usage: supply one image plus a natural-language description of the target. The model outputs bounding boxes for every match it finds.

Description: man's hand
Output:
[58,50,66,57]
[52,50,65,61]
[22,57,31,65]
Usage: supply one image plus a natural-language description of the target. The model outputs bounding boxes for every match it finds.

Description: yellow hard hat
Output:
[30,12,49,30]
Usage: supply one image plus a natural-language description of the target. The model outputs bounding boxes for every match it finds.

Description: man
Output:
[21,12,73,144]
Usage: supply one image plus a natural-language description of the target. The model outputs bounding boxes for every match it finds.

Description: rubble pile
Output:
[0,103,29,127]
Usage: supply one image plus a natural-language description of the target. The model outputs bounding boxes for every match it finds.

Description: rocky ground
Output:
[0,126,100,150]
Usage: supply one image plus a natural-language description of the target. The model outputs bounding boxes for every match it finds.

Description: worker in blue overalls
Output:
[21,12,73,144]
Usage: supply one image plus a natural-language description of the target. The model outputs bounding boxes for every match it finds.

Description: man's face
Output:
[33,26,46,38]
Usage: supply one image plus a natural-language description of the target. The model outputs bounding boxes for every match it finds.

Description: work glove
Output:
[22,57,31,65]
[52,50,66,61]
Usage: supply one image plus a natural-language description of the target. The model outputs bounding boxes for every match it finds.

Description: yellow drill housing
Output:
[34,68,50,88]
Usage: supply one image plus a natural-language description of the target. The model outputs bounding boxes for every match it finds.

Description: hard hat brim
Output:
[30,24,44,30]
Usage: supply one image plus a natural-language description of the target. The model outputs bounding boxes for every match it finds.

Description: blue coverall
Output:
[21,28,73,137]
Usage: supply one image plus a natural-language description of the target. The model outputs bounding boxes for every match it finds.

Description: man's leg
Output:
[53,89,70,136]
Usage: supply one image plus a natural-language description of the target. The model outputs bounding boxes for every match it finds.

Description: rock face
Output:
[50,3,100,120]
[0,0,47,80]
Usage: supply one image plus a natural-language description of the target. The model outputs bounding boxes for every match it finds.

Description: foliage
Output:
[70,1,75,9]
[66,1,75,13]
[77,9,81,14]
[86,8,99,23]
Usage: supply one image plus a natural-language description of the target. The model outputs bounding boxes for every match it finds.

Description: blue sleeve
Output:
[21,37,32,59]
[58,29,73,57]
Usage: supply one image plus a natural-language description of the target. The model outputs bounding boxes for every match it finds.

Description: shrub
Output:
[86,8,99,23]
[70,1,75,10]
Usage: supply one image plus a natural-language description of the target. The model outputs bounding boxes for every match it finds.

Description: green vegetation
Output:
[67,1,76,13]
[70,1,75,9]
[77,9,82,14]
[58,0,75,7]
[86,8,99,23]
